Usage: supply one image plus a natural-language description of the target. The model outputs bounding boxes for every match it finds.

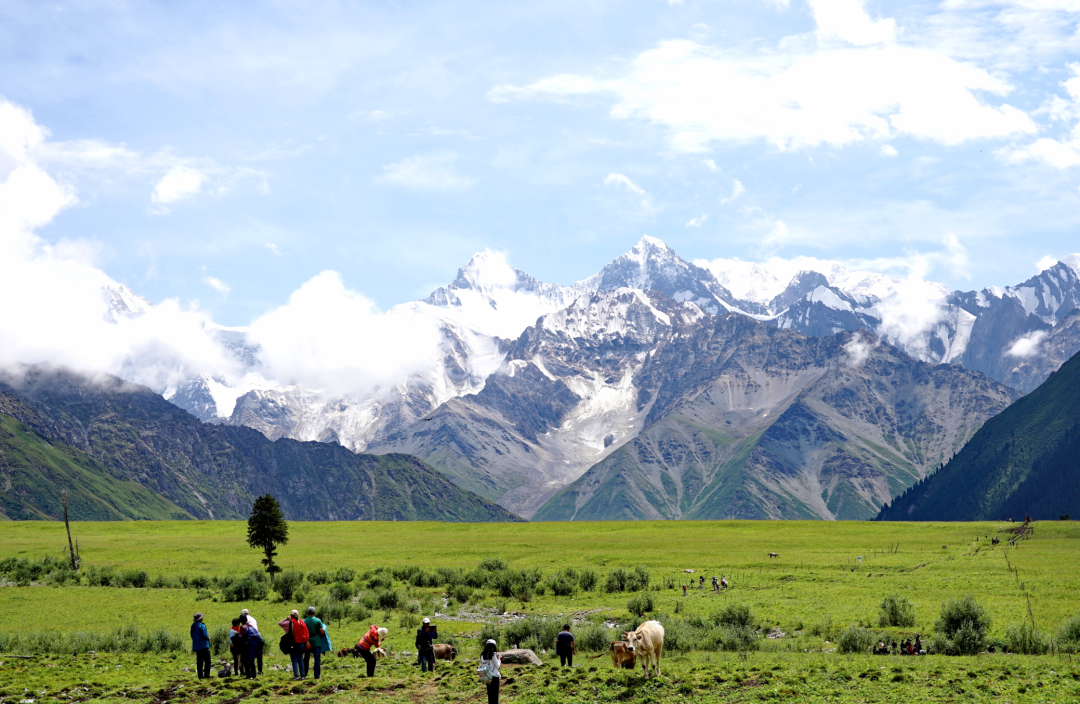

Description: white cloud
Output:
[1006,329,1048,358]
[604,172,652,208]
[1037,255,1058,271]
[881,144,898,156]
[374,151,474,192]
[491,16,1038,152]
[247,271,443,391]
[999,65,1080,169]
[686,214,709,227]
[808,0,895,46]
[842,331,878,367]
[266,243,282,256]
[204,276,231,295]
[702,158,720,172]
[152,165,206,206]
[720,179,745,205]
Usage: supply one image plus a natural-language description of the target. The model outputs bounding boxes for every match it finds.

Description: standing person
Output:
[229,617,246,676]
[278,610,310,680]
[303,606,330,680]
[190,613,211,679]
[681,584,687,597]
[478,639,502,704]
[555,624,576,667]
[711,576,719,592]
[239,615,262,680]
[240,609,262,675]
[357,624,387,678]
[415,618,437,673]
[698,575,704,590]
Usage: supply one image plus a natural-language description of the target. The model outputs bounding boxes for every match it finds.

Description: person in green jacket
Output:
[303,606,330,680]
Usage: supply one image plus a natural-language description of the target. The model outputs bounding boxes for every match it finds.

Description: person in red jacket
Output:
[357,625,387,678]
[278,610,310,680]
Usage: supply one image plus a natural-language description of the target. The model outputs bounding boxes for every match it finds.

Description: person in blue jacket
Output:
[190,613,211,679]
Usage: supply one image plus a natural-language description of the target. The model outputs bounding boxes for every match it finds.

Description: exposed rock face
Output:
[533,324,1015,521]
[0,367,521,522]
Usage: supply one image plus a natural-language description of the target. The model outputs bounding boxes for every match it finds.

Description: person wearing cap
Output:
[240,609,262,675]
[357,624,387,678]
[415,617,438,673]
[279,609,310,680]
[303,606,330,680]
[190,613,211,679]
[478,638,502,704]
[239,614,263,680]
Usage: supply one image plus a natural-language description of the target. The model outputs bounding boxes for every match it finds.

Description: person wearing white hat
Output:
[415,617,438,673]
[239,610,261,675]
[479,639,502,704]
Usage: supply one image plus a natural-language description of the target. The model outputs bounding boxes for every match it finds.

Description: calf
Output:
[768,552,779,558]
[623,620,665,679]
[433,644,457,661]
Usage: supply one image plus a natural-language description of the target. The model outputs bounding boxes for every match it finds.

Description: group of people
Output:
[873,635,924,656]
[188,606,333,681]
[681,575,727,596]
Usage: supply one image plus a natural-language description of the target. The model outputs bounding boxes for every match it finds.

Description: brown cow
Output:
[432,644,457,661]
[591,641,636,669]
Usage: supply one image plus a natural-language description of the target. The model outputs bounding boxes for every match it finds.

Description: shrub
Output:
[934,595,992,655]
[578,568,598,592]
[447,583,473,604]
[504,616,561,651]
[367,572,393,590]
[878,594,916,627]
[1059,615,1080,652]
[307,569,332,585]
[1004,622,1050,654]
[575,622,614,652]
[375,589,401,610]
[837,625,876,654]
[713,604,755,629]
[275,570,304,601]
[477,622,503,650]
[546,569,577,597]
[247,569,268,584]
[329,581,355,602]
[334,567,356,584]
[210,626,231,656]
[120,569,148,588]
[479,558,508,572]
[604,566,650,593]
[400,613,419,629]
[627,593,655,617]
[223,577,270,603]
[716,625,759,652]
[189,575,211,589]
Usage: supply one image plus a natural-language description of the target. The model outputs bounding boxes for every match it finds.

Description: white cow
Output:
[622,620,665,679]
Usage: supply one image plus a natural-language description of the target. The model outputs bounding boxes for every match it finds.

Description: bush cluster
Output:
[878,594,916,627]
[931,595,992,655]
[604,566,650,593]
[0,626,184,655]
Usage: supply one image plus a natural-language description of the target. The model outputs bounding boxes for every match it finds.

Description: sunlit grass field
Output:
[1,519,1078,703]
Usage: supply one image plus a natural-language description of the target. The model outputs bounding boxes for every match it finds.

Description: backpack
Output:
[279,620,296,655]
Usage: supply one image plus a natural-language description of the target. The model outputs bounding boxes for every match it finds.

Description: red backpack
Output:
[291,617,310,644]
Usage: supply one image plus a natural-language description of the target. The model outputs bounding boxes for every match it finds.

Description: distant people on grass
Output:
[712,576,719,592]
[698,575,704,590]
[556,624,576,667]
[720,576,728,589]
[415,617,438,673]
[241,609,262,675]
[304,606,331,680]
[190,613,210,679]
[682,584,687,596]
[279,609,311,680]
[357,624,388,678]
[479,638,502,704]
[239,614,263,679]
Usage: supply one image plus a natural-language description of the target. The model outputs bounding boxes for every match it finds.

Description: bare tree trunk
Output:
[62,490,78,572]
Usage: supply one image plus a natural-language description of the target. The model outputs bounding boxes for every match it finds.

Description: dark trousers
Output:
[360,647,377,677]
[243,654,257,679]
[419,649,435,672]
[195,648,211,679]
[290,644,305,678]
[559,650,573,667]
[255,647,263,675]
[303,649,322,679]
[486,677,500,704]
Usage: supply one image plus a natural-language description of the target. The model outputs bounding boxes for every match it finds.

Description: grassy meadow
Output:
[1,519,1079,703]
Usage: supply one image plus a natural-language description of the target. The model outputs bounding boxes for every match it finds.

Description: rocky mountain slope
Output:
[532,324,1015,521]
[876,350,1080,522]
[0,367,520,522]
[104,238,1080,519]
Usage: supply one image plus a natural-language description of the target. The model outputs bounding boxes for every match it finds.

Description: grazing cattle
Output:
[591,642,636,669]
[768,552,779,559]
[433,644,457,661]
[623,620,664,679]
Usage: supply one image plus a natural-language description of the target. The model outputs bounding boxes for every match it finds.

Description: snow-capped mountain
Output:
[120,236,1080,518]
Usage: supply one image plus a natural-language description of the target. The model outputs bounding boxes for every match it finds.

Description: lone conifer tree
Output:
[247,494,289,582]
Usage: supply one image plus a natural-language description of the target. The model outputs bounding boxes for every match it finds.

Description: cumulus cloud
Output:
[999,64,1080,169]
[881,144,898,156]
[374,151,474,191]
[246,271,443,392]
[842,331,878,367]
[490,11,1037,152]
[152,165,206,207]
[686,214,708,227]
[204,276,231,295]
[1006,329,1048,358]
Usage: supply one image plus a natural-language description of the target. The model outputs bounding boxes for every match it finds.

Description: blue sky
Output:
[3,0,1080,326]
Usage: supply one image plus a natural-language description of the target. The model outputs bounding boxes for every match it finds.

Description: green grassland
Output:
[1,519,1079,703]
